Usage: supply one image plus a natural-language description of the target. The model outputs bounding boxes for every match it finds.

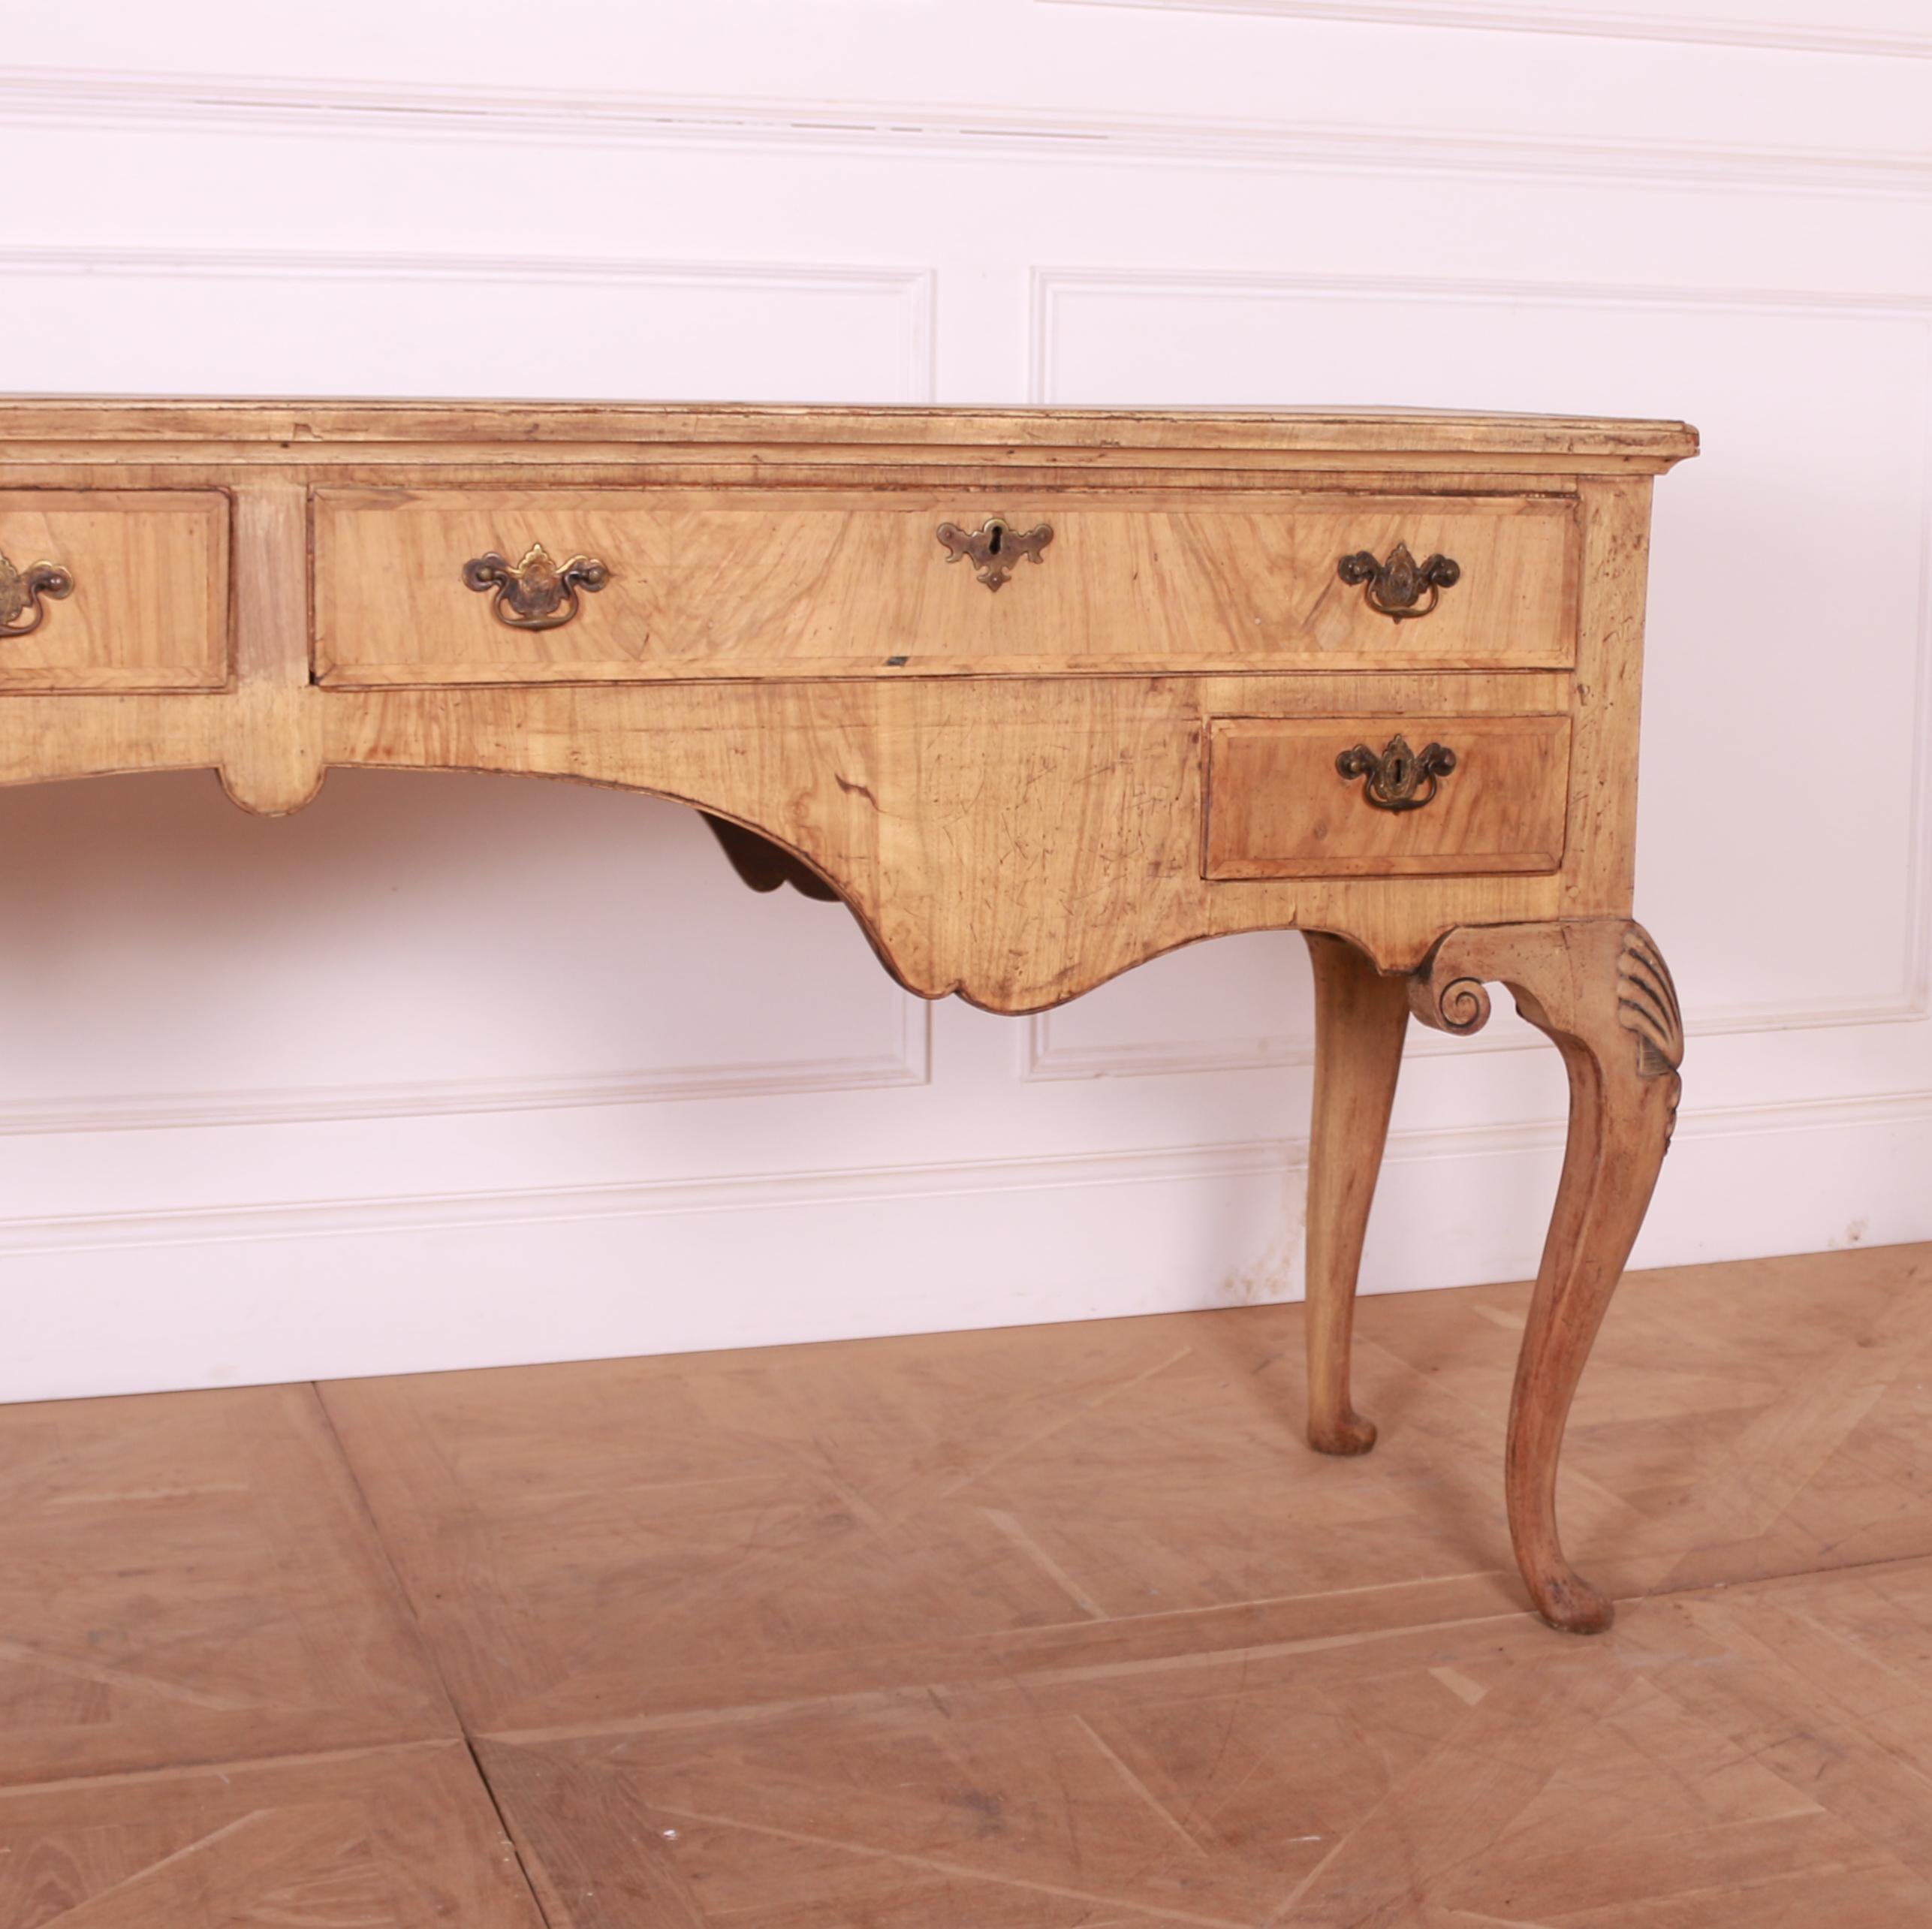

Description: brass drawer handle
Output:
[936,517,1053,592]
[462,542,610,631]
[0,549,74,637]
[1337,543,1460,622]
[1337,733,1457,812]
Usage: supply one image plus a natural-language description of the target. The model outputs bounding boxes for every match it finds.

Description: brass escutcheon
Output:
[0,549,74,637]
[936,517,1053,592]
[1336,733,1457,812]
[1337,542,1460,622]
[462,543,610,631]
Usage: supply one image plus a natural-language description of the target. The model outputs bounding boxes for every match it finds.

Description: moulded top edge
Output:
[0,397,1701,466]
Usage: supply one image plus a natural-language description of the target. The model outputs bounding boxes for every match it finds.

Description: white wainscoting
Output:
[1,1,1928,1400]
[0,246,935,404]
[1049,0,1932,60]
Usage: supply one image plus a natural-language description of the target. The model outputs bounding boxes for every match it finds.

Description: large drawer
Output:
[311,488,1578,686]
[0,490,229,692]
[1205,713,1572,879]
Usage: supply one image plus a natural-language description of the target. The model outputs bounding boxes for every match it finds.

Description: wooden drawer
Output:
[311,488,1578,686]
[1205,713,1571,879]
[0,491,228,692]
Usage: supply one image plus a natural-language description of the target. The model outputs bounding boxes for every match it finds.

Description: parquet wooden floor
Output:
[4,1241,1930,1926]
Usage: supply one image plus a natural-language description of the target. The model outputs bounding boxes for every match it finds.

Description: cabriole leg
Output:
[1303,932,1411,1457]
[1410,920,1683,1632]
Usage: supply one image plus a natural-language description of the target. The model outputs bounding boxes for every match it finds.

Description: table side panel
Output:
[1561,478,1655,918]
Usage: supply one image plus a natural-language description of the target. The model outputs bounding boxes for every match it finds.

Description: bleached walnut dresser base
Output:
[0,399,1696,1632]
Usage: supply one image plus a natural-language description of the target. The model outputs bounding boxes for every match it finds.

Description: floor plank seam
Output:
[469,1606,1543,1750]
[306,1378,559,1925]
[466,1733,559,1929]
[1620,1540,1932,1611]
[435,1549,1932,1755]
[0,1736,463,1802]
[306,1377,466,1724]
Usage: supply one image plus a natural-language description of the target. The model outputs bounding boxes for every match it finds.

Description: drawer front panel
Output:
[1206,713,1572,879]
[0,491,229,692]
[312,489,1577,686]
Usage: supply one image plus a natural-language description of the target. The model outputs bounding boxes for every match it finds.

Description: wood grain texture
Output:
[0,1742,542,1928]
[1206,712,1571,878]
[314,488,1578,683]
[0,1382,456,1785]
[0,671,1601,999]
[0,491,227,692]
[313,672,1602,997]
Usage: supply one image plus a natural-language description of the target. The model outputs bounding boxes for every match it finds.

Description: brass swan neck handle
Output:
[1337,543,1460,622]
[462,543,610,631]
[1336,733,1457,812]
[0,550,74,638]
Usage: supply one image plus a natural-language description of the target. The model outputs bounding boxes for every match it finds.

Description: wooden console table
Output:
[0,399,1695,1631]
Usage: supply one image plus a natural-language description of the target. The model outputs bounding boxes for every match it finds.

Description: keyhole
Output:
[987,522,1004,555]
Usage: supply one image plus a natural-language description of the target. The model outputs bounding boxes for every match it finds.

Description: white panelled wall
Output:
[1,2,1928,1400]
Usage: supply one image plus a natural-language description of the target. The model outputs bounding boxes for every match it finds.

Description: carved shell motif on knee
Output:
[1616,923,1684,1144]
[1614,924,1683,1081]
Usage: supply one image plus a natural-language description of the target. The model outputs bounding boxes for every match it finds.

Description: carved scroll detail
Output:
[1430,975,1493,1035]
[1411,919,1686,1147]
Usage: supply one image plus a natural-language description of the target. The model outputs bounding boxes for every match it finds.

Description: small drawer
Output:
[311,487,1578,686]
[1205,713,1571,879]
[0,490,229,692]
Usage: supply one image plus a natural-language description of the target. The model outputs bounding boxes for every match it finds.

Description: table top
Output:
[0,397,1699,467]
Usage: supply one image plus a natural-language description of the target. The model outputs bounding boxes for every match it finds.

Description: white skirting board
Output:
[7,1094,1926,1405]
